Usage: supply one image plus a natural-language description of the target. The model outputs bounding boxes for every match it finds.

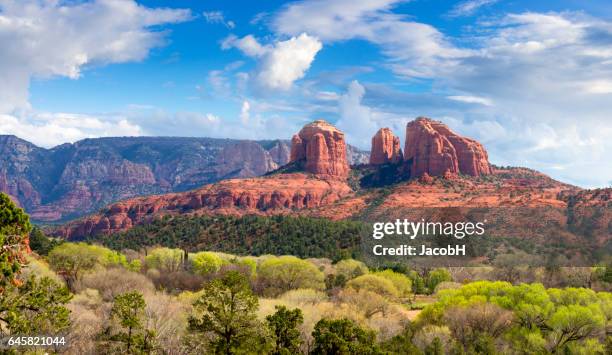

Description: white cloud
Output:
[0,0,191,113]
[0,112,143,148]
[240,101,251,124]
[447,95,493,106]
[222,34,267,57]
[123,105,301,142]
[256,33,322,90]
[202,11,235,28]
[316,91,340,101]
[447,0,498,17]
[272,0,470,79]
[336,81,379,147]
[580,80,612,94]
[223,33,322,90]
[273,0,401,41]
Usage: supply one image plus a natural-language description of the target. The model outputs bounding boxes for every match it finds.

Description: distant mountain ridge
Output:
[0,134,370,222]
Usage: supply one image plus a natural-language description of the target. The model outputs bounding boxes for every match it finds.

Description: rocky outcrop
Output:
[0,136,297,222]
[370,128,402,165]
[215,142,279,178]
[268,141,291,166]
[53,173,353,239]
[404,117,491,177]
[289,120,350,178]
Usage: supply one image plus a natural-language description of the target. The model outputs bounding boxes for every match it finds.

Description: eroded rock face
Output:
[289,120,349,178]
[0,136,293,222]
[404,117,491,177]
[215,142,278,178]
[52,173,353,239]
[370,128,402,165]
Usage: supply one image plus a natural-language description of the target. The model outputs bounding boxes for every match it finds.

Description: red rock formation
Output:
[290,135,305,161]
[52,173,353,239]
[404,117,491,177]
[370,128,402,165]
[289,120,349,178]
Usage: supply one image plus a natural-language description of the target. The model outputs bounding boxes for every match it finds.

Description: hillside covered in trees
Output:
[90,215,369,260]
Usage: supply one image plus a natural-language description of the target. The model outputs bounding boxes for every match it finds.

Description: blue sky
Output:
[1,0,611,188]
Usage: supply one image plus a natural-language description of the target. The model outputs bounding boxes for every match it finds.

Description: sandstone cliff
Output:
[53,173,353,239]
[289,120,350,178]
[404,117,491,177]
[370,128,402,165]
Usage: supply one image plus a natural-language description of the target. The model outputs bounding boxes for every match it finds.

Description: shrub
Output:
[335,259,369,279]
[144,247,184,273]
[256,256,324,296]
[373,270,412,298]
[76,268,155,301]
[346,274,400,298]
[337,288,389,319]
[22,255,63,284]
[189,251,225,275]
[425,268,452,294]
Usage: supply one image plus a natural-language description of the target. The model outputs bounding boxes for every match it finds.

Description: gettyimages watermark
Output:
[360,207,611,267]
[371,219,486,257]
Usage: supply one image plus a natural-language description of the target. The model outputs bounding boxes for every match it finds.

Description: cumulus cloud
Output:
[0,0,191,113]
[336,81,383,147]
[0,0,191,147]
[222,33,322,90]
[222,34,267,57]
[273,0,469,78]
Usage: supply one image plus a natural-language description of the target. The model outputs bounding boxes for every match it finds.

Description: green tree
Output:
[266,305,303,355]
[190,251,225,275]
[0,193,71,337]
[346,274,399,298]
[311,318,382,355]
[334,259,368,279]
[380,324,422,355]
[48,242,132,290]
[110,291,155,353]
[189,271,263,354]
[547,304,605,353]
[408,270,427,294]
[257,256,324,296]
[0,276,71,335]
[144,247,184,273]
[373,269,413,297]
[29,226,58,256]
[0,192,32,291]
[425,268,452,294]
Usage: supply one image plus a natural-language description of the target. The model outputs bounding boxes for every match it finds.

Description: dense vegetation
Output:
[91,214,369,260]
[0,193,71,339]
[4,192,612,353]
[15,236,612,354]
